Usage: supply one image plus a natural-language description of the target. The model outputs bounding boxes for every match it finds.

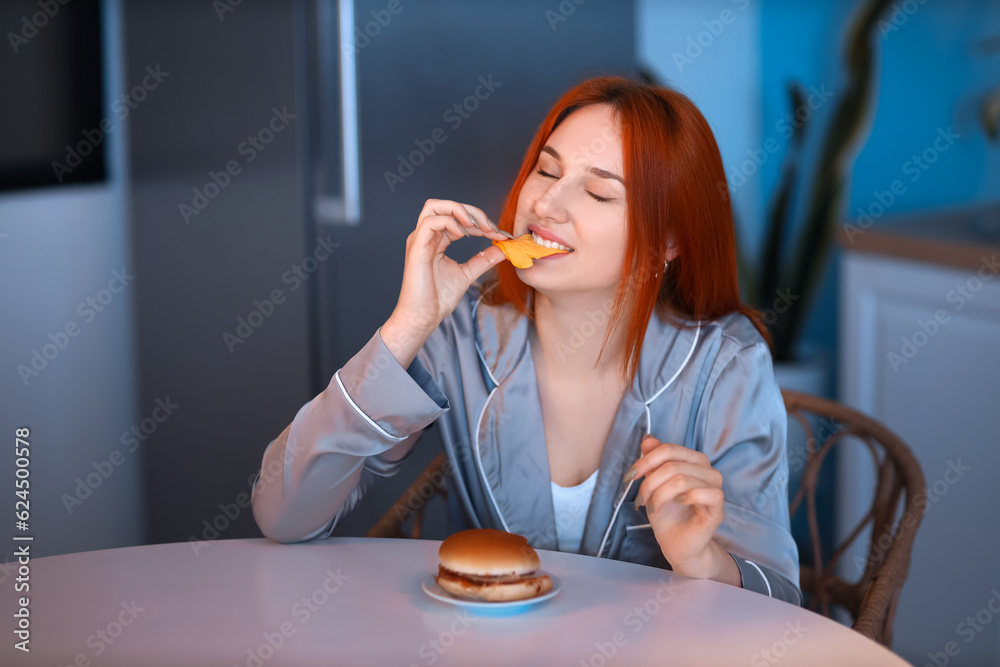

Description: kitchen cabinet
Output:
[838,204,1000,665]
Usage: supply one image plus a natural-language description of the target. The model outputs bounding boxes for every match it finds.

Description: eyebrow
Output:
[541,146,625,186]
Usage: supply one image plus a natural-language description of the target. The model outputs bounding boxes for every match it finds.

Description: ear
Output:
[665,241,679,263]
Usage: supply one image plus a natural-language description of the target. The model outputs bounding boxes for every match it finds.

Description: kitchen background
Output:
[1,0,997,663]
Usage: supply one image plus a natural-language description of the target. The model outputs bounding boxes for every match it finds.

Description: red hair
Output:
[483,76,771,385]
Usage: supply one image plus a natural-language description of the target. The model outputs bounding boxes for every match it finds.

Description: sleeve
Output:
[250,327,450,543]
[699,341,802,606]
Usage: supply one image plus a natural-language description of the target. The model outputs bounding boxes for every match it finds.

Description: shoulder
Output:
[670,309,771,373]
[709,310,771,366]
[699,312,782,411]
[666,310,775,400]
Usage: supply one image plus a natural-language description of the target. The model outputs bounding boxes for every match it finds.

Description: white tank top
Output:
[550,468,599,553]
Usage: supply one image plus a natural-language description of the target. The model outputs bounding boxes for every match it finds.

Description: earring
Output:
[655,260,669,278]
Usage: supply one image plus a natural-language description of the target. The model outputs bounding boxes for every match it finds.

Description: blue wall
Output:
[759,0,1000,358]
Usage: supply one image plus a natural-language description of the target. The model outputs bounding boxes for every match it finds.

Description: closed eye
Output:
[537,169,612,203]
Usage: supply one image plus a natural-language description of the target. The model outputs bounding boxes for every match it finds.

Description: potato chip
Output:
[492,234,570,268]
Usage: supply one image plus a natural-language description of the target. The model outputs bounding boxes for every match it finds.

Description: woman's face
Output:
[513,103,627,298]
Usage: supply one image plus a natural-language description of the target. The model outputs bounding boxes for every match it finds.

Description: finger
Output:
[640,434,659,455]
[636,461,722,506]
[418,215,473,245]
[419,199,502,240]
[675,487,726,525]
[460,246,507,283]
[627,442,710,481]
[645,476,722,515]
[461,203,508,240]
[643,474,703,513]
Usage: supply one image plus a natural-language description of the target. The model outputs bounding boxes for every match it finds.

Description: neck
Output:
[529,288,627,380]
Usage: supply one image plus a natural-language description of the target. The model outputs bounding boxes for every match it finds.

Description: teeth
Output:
[531,232,571,252]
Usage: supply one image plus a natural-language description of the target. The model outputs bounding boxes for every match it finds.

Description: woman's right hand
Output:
[380,199,508,368]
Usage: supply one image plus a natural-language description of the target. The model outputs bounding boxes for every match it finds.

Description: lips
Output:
[527,225,573,251]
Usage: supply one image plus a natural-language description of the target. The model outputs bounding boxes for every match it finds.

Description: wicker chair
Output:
[367,453,449,540]
[368,391,926,647]
[782,389,925,647]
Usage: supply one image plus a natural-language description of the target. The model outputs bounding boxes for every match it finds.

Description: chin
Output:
[518,267,579,293]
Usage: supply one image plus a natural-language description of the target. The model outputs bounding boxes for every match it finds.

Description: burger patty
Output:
[436,565,541,586]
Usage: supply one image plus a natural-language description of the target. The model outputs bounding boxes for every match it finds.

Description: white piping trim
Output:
[645,325,701,411]
[597,325,701,558]
[597,480,631,557]
[473,386,511,532]
[472,295,500,389]
[470,295,511,532]
[334,370,406,442]
[744,559,773,597]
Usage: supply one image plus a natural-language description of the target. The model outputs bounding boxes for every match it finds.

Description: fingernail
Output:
[634,497,643,511]
[469,213,485,231]
[487,218,511,238]
[461,227,470,237]
[623,468,636,485]
[677,493,687,504]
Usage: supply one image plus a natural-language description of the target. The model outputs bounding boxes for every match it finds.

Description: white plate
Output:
[421,573,561,613]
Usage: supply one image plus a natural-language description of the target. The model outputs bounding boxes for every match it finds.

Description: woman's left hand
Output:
[624,435,730,580]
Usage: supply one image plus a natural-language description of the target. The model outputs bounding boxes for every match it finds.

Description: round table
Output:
[1,537,909,666]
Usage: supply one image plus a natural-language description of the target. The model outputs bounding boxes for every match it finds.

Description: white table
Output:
[0,537,910,666]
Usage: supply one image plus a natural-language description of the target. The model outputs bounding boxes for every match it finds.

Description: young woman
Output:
[251,77,802,605]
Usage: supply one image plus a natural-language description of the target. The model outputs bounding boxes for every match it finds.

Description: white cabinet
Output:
[839,223,1000,665]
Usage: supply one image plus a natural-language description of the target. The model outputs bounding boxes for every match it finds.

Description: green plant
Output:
[738,0,894,361]
[976,35,1000,141]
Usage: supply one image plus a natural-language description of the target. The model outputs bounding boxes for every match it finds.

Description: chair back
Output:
[783,389,926,647]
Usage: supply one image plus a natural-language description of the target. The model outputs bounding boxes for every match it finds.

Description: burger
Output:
[434,529,554,602]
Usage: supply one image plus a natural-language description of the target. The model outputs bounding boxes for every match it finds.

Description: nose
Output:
[531,179,570,225]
